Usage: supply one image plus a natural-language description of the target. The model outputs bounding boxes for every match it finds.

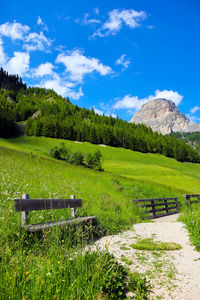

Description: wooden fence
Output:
[183,194,200,207]
[133,197,179,219]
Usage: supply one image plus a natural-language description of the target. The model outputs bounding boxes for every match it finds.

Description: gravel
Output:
[88,215,200,299]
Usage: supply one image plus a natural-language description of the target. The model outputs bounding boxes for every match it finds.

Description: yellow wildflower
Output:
[26,272,29,276]
[57,261,60,264]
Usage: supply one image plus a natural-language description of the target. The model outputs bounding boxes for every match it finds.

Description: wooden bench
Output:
[133,197,179,219]
[183,194,200,207]
[15,194,96,232]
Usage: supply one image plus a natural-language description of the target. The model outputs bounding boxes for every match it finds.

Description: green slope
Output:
[1,135,200,233]
[2,135,200,194]
[1,135,199,298]
[0,135,185,234]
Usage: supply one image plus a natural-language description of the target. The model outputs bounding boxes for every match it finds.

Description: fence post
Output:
[186,195,190,207]
[164,199,169,214]
[70,195,76,218]
[175,198,179,212]
[151,199,156,218]
[21,194,29,226]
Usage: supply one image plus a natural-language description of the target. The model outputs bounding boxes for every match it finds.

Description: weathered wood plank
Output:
[15,198,82,211]
[145,206,178,214]
[149,211,178,219]
[133,198,178,203]
[25,216,97,232]
[21,194,29,226]
[141,201,179,208]
[183,194,200,197]
[70,195,76,218]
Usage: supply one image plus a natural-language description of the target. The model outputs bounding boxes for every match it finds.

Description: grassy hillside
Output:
[0,136,183,234]
[2,135,200,194]
[1,136,200,298]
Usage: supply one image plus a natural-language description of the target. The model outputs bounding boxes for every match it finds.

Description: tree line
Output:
[0,68,200,163]
[171,132,200,153]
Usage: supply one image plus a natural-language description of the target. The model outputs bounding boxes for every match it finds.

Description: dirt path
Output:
[89,215,200,299]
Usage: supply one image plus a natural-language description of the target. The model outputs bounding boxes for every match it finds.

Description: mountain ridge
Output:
[130,98,200,135]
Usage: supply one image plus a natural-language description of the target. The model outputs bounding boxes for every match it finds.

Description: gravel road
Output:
[88,214,200,299]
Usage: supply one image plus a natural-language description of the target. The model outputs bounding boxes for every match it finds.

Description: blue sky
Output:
[1,0,200,122]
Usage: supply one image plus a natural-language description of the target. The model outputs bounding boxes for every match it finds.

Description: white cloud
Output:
[93,107,117,118]
[190,106,200,114]
[4,52,30,76]
[0,38,7,65]
[93,107,104,115]
[114,95,145,110]
[24,31,52,52]
[154,90,183,105]
[37,16,48,31]
[39,74,83,100]
[32,62,55,77]
[93,9,146,37]
[186,114,200,123]
[67,87,83,100]
[37,16,43,26]
[116,54,130,69]
[56,49,112,82]
[0,21,29,40]
[83,13,100,25]
[113,89,183,110]
[94,7,99,15]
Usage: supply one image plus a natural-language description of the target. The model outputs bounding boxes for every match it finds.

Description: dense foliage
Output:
[49,143,103,171]
[1,68,200,162]
[0,67,26,92]
[0,108,15,137]
[171,131,200,152]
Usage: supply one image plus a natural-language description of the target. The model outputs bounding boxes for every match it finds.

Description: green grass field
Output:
[2,135,200,193]
[1,135,200,299]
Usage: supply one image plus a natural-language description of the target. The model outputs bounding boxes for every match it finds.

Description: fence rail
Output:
[183,194,200,207]
[133,197,179,219]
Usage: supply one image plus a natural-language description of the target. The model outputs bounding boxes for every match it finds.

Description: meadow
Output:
[1,135,200,299]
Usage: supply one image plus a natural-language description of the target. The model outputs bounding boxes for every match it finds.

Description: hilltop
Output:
[130,98,200,135]
[1,68,200,163]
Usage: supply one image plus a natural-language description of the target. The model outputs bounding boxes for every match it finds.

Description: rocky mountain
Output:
[130,98,200,135]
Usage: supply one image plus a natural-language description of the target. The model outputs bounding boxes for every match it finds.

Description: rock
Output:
[130,98,200,135]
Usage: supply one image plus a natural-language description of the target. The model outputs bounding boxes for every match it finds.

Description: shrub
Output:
[84,150,103,171]
[49,143,103,171]
[69,151,84,165]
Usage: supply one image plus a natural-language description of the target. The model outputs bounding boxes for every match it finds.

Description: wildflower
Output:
[9,276,13,280]
[46,272,51,276]
[53,295,56,299]
[26,272,29,276]
[41,281,44,284]
[62,279,65,282]
[58,261,60,264]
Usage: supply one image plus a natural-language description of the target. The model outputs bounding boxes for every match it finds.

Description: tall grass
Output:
[179,204,200,251]
[1,136,200,298]
[0,144,153,299]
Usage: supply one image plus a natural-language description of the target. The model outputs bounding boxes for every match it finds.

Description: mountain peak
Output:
[130,98,200,135]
